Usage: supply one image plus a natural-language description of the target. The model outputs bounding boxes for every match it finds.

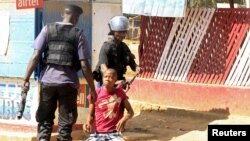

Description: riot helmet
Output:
[109,15,129,32]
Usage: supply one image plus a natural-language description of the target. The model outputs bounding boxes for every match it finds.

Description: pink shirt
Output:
[88,87,126,132]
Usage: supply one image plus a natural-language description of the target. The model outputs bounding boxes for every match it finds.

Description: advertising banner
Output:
[16,0,43,9]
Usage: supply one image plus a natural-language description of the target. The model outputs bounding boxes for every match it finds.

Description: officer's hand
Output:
[121,81,128,90]
[135,66,141,73]
[116,80,128,90]
[21,81,30,93]
[130,53,135,59]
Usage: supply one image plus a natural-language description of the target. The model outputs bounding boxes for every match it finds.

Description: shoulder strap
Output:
[46,23,57,40]
[74,27,83,42]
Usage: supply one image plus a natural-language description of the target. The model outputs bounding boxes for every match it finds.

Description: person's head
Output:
[62,4,83,25]
[108,15,129,42]
[102,68,118,88]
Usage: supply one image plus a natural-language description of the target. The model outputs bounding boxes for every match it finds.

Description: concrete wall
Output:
[127,79,250,116]
[0,3,35,77]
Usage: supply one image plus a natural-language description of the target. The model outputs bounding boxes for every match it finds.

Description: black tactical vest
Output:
[104,39,127,80]
[106,40,136,73]
[93,36,137,82]
[45,23,82,71]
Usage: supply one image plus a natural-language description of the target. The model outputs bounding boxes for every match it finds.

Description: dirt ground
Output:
[122,105,250,141]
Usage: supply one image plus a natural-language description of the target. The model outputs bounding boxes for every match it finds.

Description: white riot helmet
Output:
[109,15,129,31]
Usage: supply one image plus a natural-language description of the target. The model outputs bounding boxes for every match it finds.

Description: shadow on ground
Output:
[24,107,229,141]
[124,107,229,141]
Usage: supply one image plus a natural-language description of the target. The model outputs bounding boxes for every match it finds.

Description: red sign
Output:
[77,84,87,107]
[16,0,43,9]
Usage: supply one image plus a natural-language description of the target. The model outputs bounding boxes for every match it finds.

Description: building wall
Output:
[91,2,122,70]
[0,2,38,126]
[0,1,123,133]
[0,2,35,77]
[128,79,250,116]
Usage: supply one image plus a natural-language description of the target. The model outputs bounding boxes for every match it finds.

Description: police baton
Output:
[124,67,142,92]
[17,83,29,119]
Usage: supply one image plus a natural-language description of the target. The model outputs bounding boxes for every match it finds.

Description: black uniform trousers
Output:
[36,84,78,141]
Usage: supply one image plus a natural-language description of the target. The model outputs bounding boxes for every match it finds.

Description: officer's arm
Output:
[80,60,97,102]
[23,50,41,84]
[23,26,47,84]
[100,64,108,74]
[98,43,110,74]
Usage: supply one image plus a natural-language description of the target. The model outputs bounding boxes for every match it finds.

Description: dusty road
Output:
[123,102,250,141]
[0,104,249,141]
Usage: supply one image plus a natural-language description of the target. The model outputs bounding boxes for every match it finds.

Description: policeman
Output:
[21,4,97,141]
[93,15,138,87]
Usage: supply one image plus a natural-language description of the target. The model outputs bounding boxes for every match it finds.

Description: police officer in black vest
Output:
[93,15,138,87]
[21,4,97,141]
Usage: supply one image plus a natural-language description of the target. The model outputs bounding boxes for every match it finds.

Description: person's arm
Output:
[83,102,95,133]
[88,102,95,119]
[116,98,134,132]
[83,91,96,133]
[77,33,97,101]
[98,42,110,74]
[22,25,47,91]
[22,50,41,92]
[100,64,108,74]
[123,98,134,119]
[80,60,97,102]
[23,50,41,82]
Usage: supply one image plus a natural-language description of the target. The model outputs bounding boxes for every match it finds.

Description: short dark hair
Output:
[104,68,117,78]
[64,4,83,15]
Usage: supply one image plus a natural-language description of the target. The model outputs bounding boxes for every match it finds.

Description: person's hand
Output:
[135,65,141,74]
[21,81,30,93]
[116,80,128,90]
[83,123,91,133]
[120,80,128,90]
[116,117,127,132]
[83,115,94,133]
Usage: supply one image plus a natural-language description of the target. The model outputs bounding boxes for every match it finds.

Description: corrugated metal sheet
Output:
[122,0,187,17]
[138,8,250,87]
[0,3,35,77]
